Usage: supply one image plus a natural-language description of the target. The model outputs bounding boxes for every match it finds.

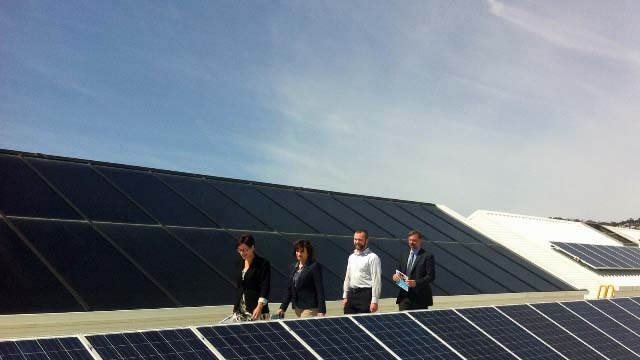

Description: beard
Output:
[354,242,366,250]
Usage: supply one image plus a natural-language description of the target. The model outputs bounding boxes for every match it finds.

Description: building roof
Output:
[468,210,640,298]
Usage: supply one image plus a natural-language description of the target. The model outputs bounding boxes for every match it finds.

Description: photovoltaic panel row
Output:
[587,299,640,334]
[0,337,93,360]
[456,307,565,360]
[551,242,640,270]
[353,313,461,360]
[562,301,640,355]
[496,304,605,360]
[7,298,640,360]
[285,317,396,360]
[198,322,316,360]
[86,329,216,360]
[1,151,505,244]
[411,309,517,360]
[611,297,640,317]
[531,302,637,359]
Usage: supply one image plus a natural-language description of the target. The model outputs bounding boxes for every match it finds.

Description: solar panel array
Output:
[3,298,640,360]
[0,149,573,314]
[551,242,640,270]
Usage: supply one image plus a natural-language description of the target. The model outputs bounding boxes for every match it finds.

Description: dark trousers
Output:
[344,287,372,314]
[398,297,429,311]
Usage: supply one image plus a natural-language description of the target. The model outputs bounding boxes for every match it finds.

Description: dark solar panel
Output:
[0,154,81,220]
[96,223,235,306]
[157,174,270,231]
[26,158,154,224]
[411,309,517,359]
[551,242,640,270]
[588,299,640,334]
[611,298,640,317]
[428,243,509,294]
[210,180,316,234]
[0,220,83,314]
[96,166,214,228]
[354,313,461,359]
[470,244,561,292]
[297,191,391,238]
[398,203,485,244]
[0,337,93,360]
[561,301,640,355]
[87,329,216,360]
[198,322,315,360]
[333,195,410,238]
[457,307,565,360]
[258,186,353,235]
[286,317,396,359]
[443,243,536,293]
[497,304,604,360]
[11,218,174,311]
[531,302,636,360]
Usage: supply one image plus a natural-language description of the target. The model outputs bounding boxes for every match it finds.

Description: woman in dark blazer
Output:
[234,234,271,321]
[277,240,326,318]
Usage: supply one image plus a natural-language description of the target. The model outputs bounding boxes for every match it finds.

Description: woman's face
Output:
[295,246,309,264]
[237,244,254,260]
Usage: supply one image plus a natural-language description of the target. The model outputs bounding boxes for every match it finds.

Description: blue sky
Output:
[1,1,638,221]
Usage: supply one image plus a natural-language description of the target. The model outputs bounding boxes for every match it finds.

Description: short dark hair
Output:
[237,233,256,248]
[354,229,369,239]
[408,230,423,239]
[293,239,315,260]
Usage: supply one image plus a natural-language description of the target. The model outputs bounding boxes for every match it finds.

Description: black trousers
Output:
[398,298,429,311]
[344,287,372,314]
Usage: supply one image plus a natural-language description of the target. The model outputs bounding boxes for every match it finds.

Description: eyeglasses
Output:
[237,247,251,253]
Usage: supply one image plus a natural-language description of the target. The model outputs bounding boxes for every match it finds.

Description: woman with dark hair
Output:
[277,240,326,318]
[233,233,271,321]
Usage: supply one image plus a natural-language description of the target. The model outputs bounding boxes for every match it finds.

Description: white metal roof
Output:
[604,225,640,244]
[467,210,640,298]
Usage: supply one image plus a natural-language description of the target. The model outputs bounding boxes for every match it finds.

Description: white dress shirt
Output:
[342,247,382,303]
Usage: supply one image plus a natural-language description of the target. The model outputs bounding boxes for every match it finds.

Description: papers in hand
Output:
[395,270,409,292]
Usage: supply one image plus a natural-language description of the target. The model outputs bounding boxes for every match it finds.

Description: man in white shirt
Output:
[342,229,382,314]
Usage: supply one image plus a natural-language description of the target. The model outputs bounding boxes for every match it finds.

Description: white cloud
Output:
[487,0,640,69]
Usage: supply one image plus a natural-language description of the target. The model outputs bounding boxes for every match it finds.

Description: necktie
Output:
[407,252,415,273]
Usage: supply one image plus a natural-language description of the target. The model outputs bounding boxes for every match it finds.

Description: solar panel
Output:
[550,242,640,270]
[411,309,517,359]
[610,298,640,317]
[587,299,640,335]
[86,329,217,360]
[560,301,640,355]
[0,149,576,314]
[353,313,461,359]
[285,317,396,359]
[0,337,93,360]
[531,302,636,360]
[456,307,565,359]
[198,322,316,360]
[497,304,604,360]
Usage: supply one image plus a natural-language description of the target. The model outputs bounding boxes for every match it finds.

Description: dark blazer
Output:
[234,255,271,314]
[396,248,435,308]
[279,260,326,314]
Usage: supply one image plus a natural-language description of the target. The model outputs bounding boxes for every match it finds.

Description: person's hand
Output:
[392,273,400,282]
[252,303,264,320]
[342,298,348,306]
[318,312,325,317]
[407,280,417,288]
[370,303,378,313]
[277,309,285,318]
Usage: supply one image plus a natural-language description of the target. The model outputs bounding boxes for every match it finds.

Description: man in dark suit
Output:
[392,230,436,310]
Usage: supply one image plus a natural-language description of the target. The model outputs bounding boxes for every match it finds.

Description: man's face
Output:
[408,234,421,250]
[354,232,368,250]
